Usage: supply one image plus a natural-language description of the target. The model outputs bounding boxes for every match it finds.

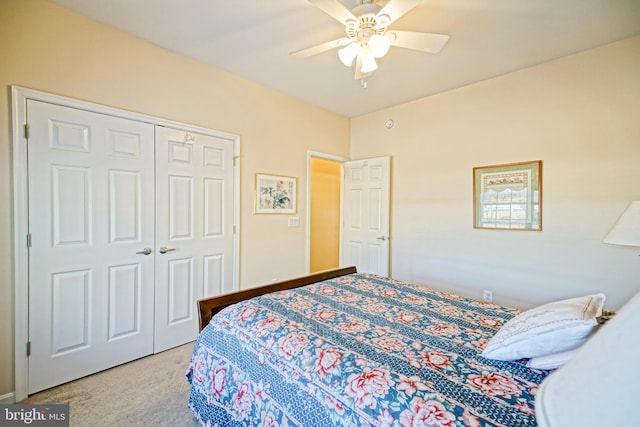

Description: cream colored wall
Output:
[351,36,640,312]
[0,0,349,400]
[3,0,638,404]
[310,158,341,272]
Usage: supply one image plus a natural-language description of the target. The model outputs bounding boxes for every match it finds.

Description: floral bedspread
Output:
[186,273,548,426]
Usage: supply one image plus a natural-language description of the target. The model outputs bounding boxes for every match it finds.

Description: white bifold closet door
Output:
[26,101,236,393]
[27,100,156,393]
[154,126,236,353]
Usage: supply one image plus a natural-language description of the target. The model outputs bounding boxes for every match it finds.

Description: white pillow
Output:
[526,348,577,370]
[481,293,605,361]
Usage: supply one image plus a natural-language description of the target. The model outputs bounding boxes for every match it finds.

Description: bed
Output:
[186,267,551,426]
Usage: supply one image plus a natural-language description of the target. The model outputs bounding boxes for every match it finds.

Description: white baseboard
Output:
[0,392,15,404]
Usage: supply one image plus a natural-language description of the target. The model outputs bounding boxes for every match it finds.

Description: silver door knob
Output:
[376,236,387,241]
[159,246,177,254]
[136,248,152,255]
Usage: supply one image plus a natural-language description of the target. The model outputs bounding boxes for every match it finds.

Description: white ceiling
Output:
[48,0,640,117]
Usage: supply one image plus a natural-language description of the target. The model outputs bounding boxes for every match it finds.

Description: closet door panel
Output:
[154,127,235,352]
[27,100,155,393]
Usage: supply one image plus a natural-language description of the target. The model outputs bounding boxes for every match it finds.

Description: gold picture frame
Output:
[473,160,542,230]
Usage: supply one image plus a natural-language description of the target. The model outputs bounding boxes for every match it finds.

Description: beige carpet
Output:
[22,343,201,427]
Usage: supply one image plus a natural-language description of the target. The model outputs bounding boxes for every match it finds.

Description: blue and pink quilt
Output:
[186,273,548,426]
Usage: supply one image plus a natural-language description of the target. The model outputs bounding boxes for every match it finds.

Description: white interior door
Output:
[27,100,155,393]
[154,127,236,352]
[341,156,391,276]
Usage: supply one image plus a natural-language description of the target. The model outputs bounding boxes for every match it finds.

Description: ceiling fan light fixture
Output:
[295,0,450,86]
[369,34,391,58]
[338,42,359,67]
[360,50,378,73]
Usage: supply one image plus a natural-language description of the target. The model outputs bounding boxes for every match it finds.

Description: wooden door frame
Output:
[11,86,240,402]
[305,151,347,274]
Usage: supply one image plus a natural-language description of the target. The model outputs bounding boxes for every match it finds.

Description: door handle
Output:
[136,248,152,255]
[376,236,388,241]
[159,246,177,254]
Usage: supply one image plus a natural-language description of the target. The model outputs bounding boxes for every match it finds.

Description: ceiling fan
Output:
[291,0,449,87]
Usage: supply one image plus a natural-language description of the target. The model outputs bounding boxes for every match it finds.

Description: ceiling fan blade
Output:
[388,31,449,53]
[308,0,357,24]
[377,0,424,26]
[290,38,349,58]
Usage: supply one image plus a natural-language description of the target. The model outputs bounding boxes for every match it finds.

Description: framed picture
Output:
[255,173,297,214]
[473,160,542,230]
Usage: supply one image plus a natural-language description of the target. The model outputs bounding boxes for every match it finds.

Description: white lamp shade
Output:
[535,290,640,427]
[603,201,640,246]
[369,34,391,58]
[338,42,359,67]
[360,50,378,73]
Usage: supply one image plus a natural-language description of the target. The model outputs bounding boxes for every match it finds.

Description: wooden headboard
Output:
[197,266,357,331]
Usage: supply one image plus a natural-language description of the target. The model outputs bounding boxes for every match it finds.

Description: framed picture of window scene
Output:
[473,160,542,230]
[255,173,297,214]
